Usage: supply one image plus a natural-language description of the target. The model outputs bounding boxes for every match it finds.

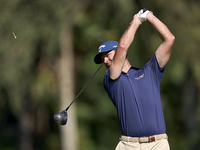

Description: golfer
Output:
[94,9,175,150]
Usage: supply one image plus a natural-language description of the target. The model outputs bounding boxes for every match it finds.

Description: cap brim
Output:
[94,53,103,64]
[94,47,117,64]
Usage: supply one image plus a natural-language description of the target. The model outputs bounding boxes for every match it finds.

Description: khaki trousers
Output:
[115,138,170,150]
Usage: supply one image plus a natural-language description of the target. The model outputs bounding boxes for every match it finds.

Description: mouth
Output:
[105,61,111,67]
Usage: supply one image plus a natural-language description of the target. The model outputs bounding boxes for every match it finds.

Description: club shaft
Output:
[65,64,103,111]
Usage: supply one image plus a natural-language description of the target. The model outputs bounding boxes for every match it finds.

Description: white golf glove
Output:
[137,8,153,22]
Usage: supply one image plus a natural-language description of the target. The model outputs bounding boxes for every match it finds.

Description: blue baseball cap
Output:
[94,41,118,64]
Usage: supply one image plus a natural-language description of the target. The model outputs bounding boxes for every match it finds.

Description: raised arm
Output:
[146,12,175,68]
[109,15,141,79]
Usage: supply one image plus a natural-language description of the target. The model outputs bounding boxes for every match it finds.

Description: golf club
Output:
[54,64,103,125]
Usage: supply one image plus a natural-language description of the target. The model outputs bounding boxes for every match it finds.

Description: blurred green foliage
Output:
[0,0,200,150]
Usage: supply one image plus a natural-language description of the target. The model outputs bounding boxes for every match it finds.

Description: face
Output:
[100,50,116,68]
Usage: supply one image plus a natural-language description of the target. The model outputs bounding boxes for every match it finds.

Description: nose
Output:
[103,57,109,63]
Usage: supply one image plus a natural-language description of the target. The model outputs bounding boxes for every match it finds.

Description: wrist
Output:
[133,14,142,25]
[146,11,154,21]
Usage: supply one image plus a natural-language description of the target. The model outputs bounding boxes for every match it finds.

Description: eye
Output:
[107,52,112,56]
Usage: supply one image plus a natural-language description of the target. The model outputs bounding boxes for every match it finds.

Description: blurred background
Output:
[0,0,200,150]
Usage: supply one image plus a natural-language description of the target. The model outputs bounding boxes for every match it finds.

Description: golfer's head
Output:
[101,50,116,68]
[94,41,118,67]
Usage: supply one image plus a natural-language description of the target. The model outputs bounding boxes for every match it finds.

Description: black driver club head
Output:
[54,110,68,125]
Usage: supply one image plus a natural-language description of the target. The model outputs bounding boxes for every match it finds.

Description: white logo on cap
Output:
[99,45,105,52]
[113,45,117,48]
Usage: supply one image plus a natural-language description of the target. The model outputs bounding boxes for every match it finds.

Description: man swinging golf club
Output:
[94,8,175,150]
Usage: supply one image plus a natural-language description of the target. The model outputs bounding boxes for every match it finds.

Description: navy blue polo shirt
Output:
[103,54,166,137]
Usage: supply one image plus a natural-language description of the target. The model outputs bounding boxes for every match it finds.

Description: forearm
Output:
[118,15,141,52]
[146,13,174,42]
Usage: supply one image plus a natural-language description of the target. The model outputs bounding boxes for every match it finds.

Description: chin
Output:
[104,64,110,68]
[104,62,111,68]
